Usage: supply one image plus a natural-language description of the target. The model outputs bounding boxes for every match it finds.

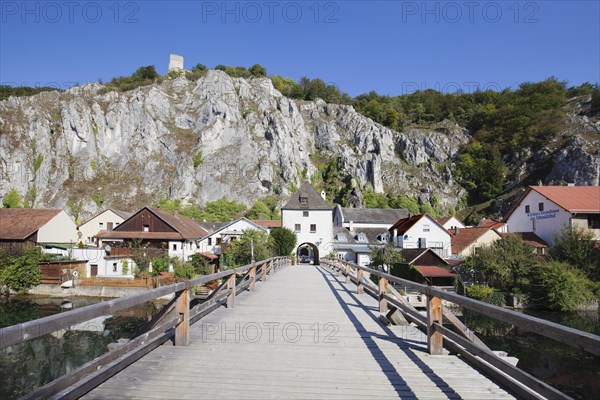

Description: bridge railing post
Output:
[262,261,267,282]
[345,263,350,284]
[379,276,388,313]
[357,269,364,294]
[427,290,443,355]
[175,283,190,346]
[337,259,342,276]
[249,261,256,291]
[227,273,236,308]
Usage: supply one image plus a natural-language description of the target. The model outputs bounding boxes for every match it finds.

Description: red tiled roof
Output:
[500,232,549,248]
[147,208,209,238]
[414,266,457,278]
[451,227,499,254]
[97,231,185,240]
[531,186,600,212]
[0,209,62,240]
[388,214,424,234]
[199,252,219,260]
[478,219,506,230]
[436,216,452,225]
[251,220,282,229]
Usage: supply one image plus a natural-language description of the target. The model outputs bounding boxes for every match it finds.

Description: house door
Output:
[90,264,98,277]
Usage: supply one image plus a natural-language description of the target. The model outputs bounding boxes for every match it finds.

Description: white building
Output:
[333,205,408,230]
[197,218,268,255]
[0,209,78,252]
[450,227,502,258]
[389,213,452,258]
[282,183,333,263]
[505,185,600,245]
[436,216,466,232]
[78,209,132,245]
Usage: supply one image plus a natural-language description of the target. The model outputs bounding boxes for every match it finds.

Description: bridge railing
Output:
[321,258,600,400]
[0,256,290,400]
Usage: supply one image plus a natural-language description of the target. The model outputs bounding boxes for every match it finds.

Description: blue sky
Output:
[1,0,598,96]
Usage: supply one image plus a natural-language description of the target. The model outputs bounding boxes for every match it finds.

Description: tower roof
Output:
[283,183,332,211]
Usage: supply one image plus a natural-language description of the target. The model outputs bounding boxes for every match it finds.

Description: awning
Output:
[415,266,457,278]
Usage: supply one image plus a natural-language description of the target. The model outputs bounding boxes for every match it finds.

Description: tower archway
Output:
[296,243,320,265]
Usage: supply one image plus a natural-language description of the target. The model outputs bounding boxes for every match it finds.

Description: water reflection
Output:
[460,309,600,400]
[0,296,165,400]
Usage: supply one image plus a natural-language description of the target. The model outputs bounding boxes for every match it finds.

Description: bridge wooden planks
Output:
[82,265,514,400]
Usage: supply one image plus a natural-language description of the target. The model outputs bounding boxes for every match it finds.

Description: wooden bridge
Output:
[1,258,598,400]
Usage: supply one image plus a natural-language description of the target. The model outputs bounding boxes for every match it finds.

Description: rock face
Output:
[0,71,597,220]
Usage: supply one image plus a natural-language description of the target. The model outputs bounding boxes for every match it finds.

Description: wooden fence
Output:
[0,257,289,400]
[76,277,154,288]
[320,258,600,400]
[39,261,87,284]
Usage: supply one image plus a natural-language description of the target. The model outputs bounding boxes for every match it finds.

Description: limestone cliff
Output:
[0,71,597,220]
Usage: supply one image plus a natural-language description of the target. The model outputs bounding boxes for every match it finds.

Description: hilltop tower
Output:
[168,54,184,72]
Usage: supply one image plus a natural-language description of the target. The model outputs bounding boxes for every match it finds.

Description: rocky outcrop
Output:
[0,71,597,220]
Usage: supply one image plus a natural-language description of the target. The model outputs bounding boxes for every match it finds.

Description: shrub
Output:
[174,262,195,279]
[270,227,297,257]
[530,261,593,311]
[466,284,494,300]
[0,247,42,294]
[150,255,171,277]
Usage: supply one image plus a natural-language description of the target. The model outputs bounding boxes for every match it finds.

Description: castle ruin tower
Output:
[168,54,184,72]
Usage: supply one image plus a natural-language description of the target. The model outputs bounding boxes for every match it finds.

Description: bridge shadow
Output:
[315,266,462,400]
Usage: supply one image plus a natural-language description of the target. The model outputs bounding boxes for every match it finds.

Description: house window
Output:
[525,205,530,213]
[208,237,212,246]
[113,262,117,272]
[310,224,316,233]
[143,224,149,232]
[588,214,600,229]
[303,211,309,217]
[173,244,177,251]
[115,222,120,225]
[423,224,430,232]
[295,224,301,233]
[299,196,308,204]
[539,203,544,211]
[98,222,104,229]
[216,237,222,245]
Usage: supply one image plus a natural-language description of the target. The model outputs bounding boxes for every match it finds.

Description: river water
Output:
[459,309,600,400]
[0,295,166,400]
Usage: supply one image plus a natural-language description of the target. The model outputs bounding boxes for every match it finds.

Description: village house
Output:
[450,227,503,258]
[388,213,452,258]
[196,217,269,256]
[391,248,456,288]
[78,209,133,245]
[95,207,208,276]
[478,218,508,233]
[505,185,600,244]
[331,206,406,266]
[282,183,333,264]
[499,232,550,256]
[0,209,78,254]
[436,216,466,231]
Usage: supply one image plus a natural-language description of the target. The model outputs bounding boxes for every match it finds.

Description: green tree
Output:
[203,197,247,221]
[550,226,599,280]
[150,254,171,277]
[369,243,403,272]
[529,261,593,311]
[0,247,42,294]
[190,254,213,275]
[246,200,273,220]
[463,235,538,291]
[249,64,267,77]
[270,227,297,256]
[132,65,159,81]
[2,188,22,208]
[225,229,272,267]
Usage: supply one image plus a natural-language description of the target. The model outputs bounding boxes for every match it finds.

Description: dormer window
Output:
[299,196,308,204]
[355,233,367,243]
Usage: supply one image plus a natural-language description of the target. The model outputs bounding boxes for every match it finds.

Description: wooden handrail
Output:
[321,258,600,356]
[2,256,290,399]
[320,257,597,400]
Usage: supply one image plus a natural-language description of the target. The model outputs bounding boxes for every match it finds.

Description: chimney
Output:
[349,220,354,232]
[454,226,459,235]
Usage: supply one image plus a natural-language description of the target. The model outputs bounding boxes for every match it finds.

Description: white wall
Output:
[506,190,573,244]
[282,209,333,256]
[440,217,465,231]
[79,210,126,245]
[37,211,79,244]
[394,215,451,258]
[197,219,265,254]
[71,248,135,278]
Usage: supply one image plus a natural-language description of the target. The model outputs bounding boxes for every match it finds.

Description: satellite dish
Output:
[104,245,111,252]
[72,271,79,277]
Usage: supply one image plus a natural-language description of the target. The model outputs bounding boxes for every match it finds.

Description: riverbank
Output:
[27,283,150,298]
